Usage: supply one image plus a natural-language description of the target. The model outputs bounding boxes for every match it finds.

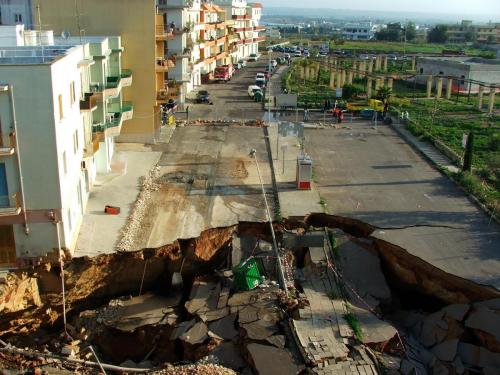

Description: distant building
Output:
[265,26,281,40]
[342,22,375,41]
[0,25,131,265]
[416,56,500,93]
[0,0,33,28]
[447,20,500,44]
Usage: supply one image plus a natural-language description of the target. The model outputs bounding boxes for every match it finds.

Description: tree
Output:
[464,31,474,42]
[462,132,474,173]
[342,84,362,100]
[375,28,401,42]
[404,22,417,41]
[427,25,448,43]
[376,86,393,103]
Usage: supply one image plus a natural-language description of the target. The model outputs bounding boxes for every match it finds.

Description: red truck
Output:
[214,64,234,82]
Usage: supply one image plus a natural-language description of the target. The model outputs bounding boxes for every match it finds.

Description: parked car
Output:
[196,90,211,104]
[294,51,302,57]
[303,50,310,58]
[248,85,263,98]
[256,72,266,80]
[248,53,260,61]
[238,59,247,67]
[214,64,234,81]
[271,59,278,68]
[255,78,266,88]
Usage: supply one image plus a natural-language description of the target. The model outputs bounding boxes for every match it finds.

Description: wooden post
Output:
[383,56,388,71]
[330,71,335,89]
[368,59,373,74]
[347,70,353,85]
[387,77,394,90]
[411,56,416,71]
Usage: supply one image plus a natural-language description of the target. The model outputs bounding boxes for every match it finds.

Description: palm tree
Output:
[376,86,393,103]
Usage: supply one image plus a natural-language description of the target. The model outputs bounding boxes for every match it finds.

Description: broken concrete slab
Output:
[457,342,480,366]
[180,321,209,345]
[241,320,279,341]
[442,304,470,322]
[431,339,459,362]
[350,305,398,346]
[210,342,246,371]
[465,306,500,343]
[246,343,298,375]
[265,334,286,348]
[478,346,500,369]
[209,314,238,341]
[170,319,196,340]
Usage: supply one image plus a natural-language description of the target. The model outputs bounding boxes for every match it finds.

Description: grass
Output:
[319,196,329,213]
[328,230,340,261]
[344,313,363,341]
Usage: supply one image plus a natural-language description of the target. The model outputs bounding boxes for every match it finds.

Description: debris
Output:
[246,343,298,375]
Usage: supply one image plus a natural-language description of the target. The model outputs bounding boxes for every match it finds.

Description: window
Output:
[62,151,67,174]
[58,94,64,120]
[73,130,79,154]
[70,81,75,106]
[14,13,22,23]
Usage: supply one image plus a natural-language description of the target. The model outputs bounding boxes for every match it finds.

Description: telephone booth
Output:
[296,155,313,190]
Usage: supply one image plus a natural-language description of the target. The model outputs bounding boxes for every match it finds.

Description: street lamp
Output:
[249,148,288,294]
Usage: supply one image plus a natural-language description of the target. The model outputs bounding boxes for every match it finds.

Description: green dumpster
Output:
[233,258,261,291]
[254,91,263,102]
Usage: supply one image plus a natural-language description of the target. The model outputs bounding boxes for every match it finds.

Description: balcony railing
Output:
[0,132,15,156]
[156,25,175,40]
[0,192,21,217]
[80,92,98,111]
[106,76,121,89]
[121,69,133,87]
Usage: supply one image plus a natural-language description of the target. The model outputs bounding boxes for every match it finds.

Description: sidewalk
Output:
[74,144,162,257]
[389,120,460,174]
[268,122,323,218]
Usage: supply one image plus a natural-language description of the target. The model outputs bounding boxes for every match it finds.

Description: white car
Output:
[255,73,266,80]
[271,59,278,68]
[294,51,302,57]
[248,85,262,98]
[248,53,260,61]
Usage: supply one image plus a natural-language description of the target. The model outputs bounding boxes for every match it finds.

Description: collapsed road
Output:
[1,214,499,374]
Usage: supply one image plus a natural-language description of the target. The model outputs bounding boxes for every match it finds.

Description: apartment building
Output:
[0,0,33,28]
[342,22,376,40]
[34,0,169,143]
[0,26,132,265]
[447,20,500,44]
[248,3,265,54]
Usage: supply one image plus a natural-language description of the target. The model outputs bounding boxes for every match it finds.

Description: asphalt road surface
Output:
[187,58,278,122]
[305,122,500,289]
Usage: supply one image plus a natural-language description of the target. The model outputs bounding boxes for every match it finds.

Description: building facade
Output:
[342,22,375,41]
[0,26,132,265]
[0,0,33,28]
[416,56,500,93]
[447,20,500,44]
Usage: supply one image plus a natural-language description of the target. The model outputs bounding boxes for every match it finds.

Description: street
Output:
[304,123,500,288]
[187,57,284,122]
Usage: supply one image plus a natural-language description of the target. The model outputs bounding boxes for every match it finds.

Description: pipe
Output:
[55,220,67,334]
[8,84,29,234]
[0,344,150,373]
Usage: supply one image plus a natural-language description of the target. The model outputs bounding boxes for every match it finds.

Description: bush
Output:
[489,133,500,151]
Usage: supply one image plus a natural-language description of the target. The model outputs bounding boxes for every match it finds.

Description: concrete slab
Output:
[131,126,273,250]
[247,343,299,375]
[74,145,161,257]
[305,124,500,289]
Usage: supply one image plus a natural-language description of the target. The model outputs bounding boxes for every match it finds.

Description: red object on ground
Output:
[104,206,121,215]
[298,181,311,190]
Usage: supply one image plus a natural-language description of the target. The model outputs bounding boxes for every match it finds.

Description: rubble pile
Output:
[177,119,265,127]
[0,273,42,313]
[398,299,500,375]
[152,363,237,375]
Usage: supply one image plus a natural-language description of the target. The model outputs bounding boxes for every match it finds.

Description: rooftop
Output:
[0,45,76,65]
[420,56,500,66]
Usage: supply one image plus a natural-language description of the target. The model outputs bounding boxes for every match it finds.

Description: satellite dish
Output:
[61,30,71,39]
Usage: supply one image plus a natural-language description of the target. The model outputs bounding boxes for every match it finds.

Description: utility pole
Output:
[250,149,288,295]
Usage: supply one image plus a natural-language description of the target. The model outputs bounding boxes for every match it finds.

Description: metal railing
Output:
[121,69,132,78]
[105,76,121,89]
[0,132,15,150]
[80,93,98,111]
[122,101,133,112]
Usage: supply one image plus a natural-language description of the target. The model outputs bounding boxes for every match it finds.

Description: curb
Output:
[388,121,500,226]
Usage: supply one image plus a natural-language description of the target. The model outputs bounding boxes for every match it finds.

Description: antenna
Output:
[36,4,44,62]
[74,0,83,44]
[61,30,71,39]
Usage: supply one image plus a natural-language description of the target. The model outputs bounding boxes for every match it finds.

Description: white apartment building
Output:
[342,22,376,40]
[0,27,132,266]
[247,3,264,55]
[0,0,33,28]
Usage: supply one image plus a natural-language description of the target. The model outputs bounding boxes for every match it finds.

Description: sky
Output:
[260,0,500,17]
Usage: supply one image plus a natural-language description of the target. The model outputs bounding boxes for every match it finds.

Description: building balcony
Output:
[121,69,133,87]
[157,85,179,104]
[156,25,175,41]
[104,76,122,97]
[244,38,253,44]
[0,192,21,217]
[253,36,266,42]
[254,26,266,31]
[122,101,134,122]
[216,51,227,60]
[204,39,216,47]
[92,113,122,137]
[216,36,226,45]
[80,92,98,112]
[156,57,176,72]
[0,132,15,156]
[235,27,253,32]
[232,14,251,20]
[83,133,101,158]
